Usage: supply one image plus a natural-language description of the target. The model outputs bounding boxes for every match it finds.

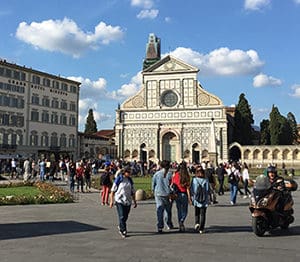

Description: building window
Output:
[31,111,39,122]
[52,99,59,108]
[5,68,12,78]
[61,100,68,110]
[61,83,68,91]
[69,115,76,126]
[52,80,59,89]
[50,132,58,147]
[69,135,76,147]
[42,97,50,107]
[43,78,50,87]
[70,85,77,93]
[17,116,24,127]
[10,97,18,108]
[42,111,49,123]
[17,98,24,109]
[70,102,76,111]
[51,113,58,124]
[21,72,26,81]
[13,71,20,80]
[16,132,23,145]
[30,131,38,146]
[60,134,67,147]
[32,75,40,85]
[32,95,39,105]
[60,114,67,125]
[41,132,49,147]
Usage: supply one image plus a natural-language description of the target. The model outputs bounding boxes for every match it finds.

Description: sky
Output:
[1,0,300,131]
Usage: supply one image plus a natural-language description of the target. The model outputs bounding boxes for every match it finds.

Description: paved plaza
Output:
[0,181,300,262]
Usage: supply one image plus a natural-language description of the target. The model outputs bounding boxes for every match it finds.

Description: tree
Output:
[287,112,299,144]
[84,109,97,134]
[260,119,270,145]
[269,105,293,145]
[233,93,254,145]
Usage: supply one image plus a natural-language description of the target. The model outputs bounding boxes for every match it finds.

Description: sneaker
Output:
[243,195,248,199]
[157,228,163,234]
[194,224,200,231]
[119,230,126,239]
[199,230,205,234]
[166,224,174,230]
[230,201,235,205]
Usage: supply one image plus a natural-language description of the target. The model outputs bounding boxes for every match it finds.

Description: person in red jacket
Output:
[76,162,85,193]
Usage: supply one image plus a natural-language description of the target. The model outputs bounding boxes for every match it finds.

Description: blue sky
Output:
[1,0,300,131]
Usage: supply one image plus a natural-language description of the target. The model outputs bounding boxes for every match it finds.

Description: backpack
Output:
[228,172,237,184]
[194,178,207,204]
[114,174,133,188]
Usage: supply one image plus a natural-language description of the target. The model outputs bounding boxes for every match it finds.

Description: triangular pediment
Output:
[143,55,199,74]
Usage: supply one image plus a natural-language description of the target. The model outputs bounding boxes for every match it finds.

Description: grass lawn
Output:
[0,182,74,205]
[0,186,41,197]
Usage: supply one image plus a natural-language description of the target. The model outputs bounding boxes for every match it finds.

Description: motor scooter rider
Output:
[267,166,286,212]
[267,166,285,191]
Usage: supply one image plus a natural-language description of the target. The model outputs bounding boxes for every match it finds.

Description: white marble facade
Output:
[115,55,228,165]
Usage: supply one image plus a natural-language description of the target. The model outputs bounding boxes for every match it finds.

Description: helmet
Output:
[267,166,276,174]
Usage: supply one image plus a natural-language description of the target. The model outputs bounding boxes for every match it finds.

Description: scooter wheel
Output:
[252,217,267,237]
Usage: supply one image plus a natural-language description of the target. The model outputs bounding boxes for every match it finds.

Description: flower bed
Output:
[0,181,74,205]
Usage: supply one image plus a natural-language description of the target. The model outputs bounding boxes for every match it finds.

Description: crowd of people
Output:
[0,156,294,238]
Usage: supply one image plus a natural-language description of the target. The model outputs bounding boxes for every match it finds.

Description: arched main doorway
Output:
[229,146,241,162]
[162,132,178,162]
[140,143,147,163]
[192,143,200,164]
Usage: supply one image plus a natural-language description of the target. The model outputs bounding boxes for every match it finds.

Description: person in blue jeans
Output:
[152,160,173,233]
[171,162,191,232]
[229,162,241,205]
[110,167,137,238]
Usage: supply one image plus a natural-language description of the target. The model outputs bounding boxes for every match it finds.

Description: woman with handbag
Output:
[171,161,191,232]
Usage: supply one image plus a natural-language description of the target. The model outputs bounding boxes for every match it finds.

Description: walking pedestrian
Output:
[242,162,252,198]
[228,162,241,205]
[110,167,137,238]
[171,161,191,232]
[69,160,76,193]
[152,160,173,233]
[100,166,112,205]
[76,163,85,193]
[216,163,226,195]
[190,167,210,234]
[39,159,46,181]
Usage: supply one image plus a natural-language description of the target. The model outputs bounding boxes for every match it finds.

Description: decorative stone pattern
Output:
[115,55,228,163]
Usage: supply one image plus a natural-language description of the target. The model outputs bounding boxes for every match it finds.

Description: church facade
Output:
[115,34,228,165]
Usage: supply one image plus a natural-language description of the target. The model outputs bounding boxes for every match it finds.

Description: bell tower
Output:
[143,33,161,70]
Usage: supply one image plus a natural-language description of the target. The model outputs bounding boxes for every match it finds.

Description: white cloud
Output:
[253,73,282,87]
[78,98,112,130]
[69,72,142,130]
[16,18,124,58]
[165,17,171,23]
[291,84,300,97]
[137,9,159,19]
[110,71,142,99]
[294,0,300,3]
[244,0,271,10]
[131,0,154,8]
[169,47,264,76]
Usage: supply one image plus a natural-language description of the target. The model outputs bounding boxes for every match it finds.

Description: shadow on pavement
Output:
[265,226,300,237]
[0,220,105,240]
[206,225,252,233]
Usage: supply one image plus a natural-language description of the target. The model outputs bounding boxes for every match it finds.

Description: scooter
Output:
[249,175,297,237]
